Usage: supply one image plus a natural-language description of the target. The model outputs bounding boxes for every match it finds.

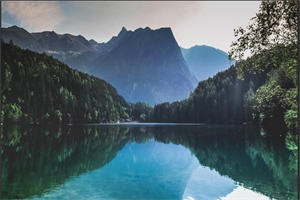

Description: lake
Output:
[1,124,298,200]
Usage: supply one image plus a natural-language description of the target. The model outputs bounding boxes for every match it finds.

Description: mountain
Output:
[151,44,297,132]
[181,45,235,81]
[1,25,97,72]
[152,66,249,123]
[2,25,197,105]
[31,31,94,52]
[1,25,41,51]
[89,27,198,105]
[1,41,132,124]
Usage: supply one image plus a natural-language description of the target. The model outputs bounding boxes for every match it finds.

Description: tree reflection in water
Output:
[1,124,297,199]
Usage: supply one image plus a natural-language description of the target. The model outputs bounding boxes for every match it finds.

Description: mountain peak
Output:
[90,25,196,105]
[118,27,128,36]
[89,39,98,44]
[10,25,20,29]
[181,45,233,81]
[6,25,28,33]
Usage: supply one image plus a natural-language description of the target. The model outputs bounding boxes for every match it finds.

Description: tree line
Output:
[151,1,298,136]
[1,41,153,124]
[1,1,297,137]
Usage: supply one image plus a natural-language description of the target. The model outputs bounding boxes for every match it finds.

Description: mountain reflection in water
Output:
[1,124,298,200]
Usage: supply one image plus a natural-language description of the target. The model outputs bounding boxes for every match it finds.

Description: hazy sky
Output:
[2,1,260,53]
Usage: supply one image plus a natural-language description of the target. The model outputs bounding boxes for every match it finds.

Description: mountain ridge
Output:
[181,45,235,81]
[88,26,197,105]
[2,25,197,105]
[1,41,132,123]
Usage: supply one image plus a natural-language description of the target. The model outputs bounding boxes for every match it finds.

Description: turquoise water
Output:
[1,124,298,199]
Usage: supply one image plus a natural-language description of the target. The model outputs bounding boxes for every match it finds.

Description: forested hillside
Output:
[1,41,132,124]
[152,1,298,136]
[1,1,297,136]
[152,46,296,126]
[1,26,197,105]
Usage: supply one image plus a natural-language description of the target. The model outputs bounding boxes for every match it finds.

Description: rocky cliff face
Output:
[89,27,197,105]
[2,25,197,105]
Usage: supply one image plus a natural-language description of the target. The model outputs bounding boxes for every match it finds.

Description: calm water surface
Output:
[1,124,298,200]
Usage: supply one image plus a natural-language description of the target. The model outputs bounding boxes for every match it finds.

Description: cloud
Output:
[3,1,65,31]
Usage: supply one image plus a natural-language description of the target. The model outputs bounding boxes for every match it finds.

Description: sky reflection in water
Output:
[2,124,297,200]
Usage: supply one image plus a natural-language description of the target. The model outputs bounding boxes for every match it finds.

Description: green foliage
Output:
[254,80,285,121]
[229,1,298,60]
[243,82,256,121]
[7,103,23,122]
[43,113,50,120]
[152,43,298,136]
[283,88,298,132]
[131,102,153,122]
[251,52,298,133]
[1,41,133,124]
[54,110,63,122]
[227,0,298,135]
[139,114,146,121]
[285,109,298,131]
[152,64,256,124]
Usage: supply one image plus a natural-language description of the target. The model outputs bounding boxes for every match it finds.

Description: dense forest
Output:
[1,41,147,124]
[152,46,297,127]
[151,1,298,136]
[1,1,297,138]
[1,1,297,200]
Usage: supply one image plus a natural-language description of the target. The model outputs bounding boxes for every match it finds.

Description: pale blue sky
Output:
[2,1,260,53]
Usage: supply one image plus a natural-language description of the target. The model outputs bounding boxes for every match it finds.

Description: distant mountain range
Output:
[2,25,198,105]
[1,25,98,72]
[2,25,232,105]
[181,45,235,81]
